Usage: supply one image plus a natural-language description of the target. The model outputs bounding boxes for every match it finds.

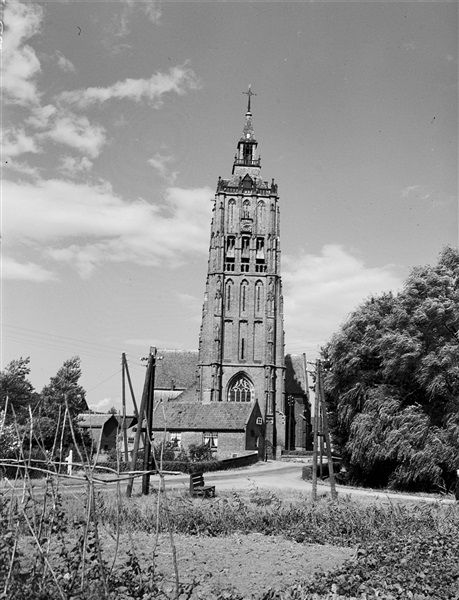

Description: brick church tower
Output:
[197,88,286,455]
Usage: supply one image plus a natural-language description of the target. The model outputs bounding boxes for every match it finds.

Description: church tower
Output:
[197,88,286,455]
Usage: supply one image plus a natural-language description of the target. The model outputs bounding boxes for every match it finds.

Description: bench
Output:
[189,472,216,498]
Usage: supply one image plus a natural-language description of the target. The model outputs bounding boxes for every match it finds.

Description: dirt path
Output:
[102,531,355,598]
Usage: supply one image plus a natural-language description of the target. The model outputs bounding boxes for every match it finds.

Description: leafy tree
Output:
[323,246,459,491]
[0,357,38,422]
[40,356,88,417]
[35,357,90,456]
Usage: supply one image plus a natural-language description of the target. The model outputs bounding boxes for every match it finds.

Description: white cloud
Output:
[3,0,43,106]
[1,256,57,282]
[4,159,41,178]
[88,397,115,413]
[3,178,213,278]
[148,153,178,182]
[401,185,430,201]
[56,51,76,73]
[2,128,41,157]
[26,104,58,129]
[41,113,106,158]
[282,245,404,357]
[143,1,162,24]
[59,156,94,175]
[105,0,161,42]
[57,64,201,108]
[401,185,420,198]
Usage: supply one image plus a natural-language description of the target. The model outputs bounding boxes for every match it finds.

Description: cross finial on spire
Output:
[243,84,256,113]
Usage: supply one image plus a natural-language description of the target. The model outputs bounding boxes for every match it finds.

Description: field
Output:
[1,468,459,600]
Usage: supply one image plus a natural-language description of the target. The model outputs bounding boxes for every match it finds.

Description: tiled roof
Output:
[151,402,259,431]
[155,349,198,390]
[78,414,118,428]
[154,390,184,402]
[284,354,309,396]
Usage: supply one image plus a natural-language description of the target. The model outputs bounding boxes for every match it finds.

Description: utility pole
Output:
[126,347,157,498]
[311,359,337,501]
[121,353,129,462]
[142,347,157,495]
[311,362,320,501]
[317,359,337,500]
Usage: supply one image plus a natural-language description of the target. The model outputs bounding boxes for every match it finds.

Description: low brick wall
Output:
[218,452,259,470]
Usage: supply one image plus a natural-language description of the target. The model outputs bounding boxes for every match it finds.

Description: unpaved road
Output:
[139,460,454,504]
[4,460,454,505]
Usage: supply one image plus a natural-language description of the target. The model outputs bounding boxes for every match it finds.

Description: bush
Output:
[188,442,215,462]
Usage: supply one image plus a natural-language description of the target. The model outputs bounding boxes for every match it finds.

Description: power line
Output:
[4,324,119,353]
[86,370,122,393]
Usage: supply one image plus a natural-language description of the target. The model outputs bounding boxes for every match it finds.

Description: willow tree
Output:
[322,246,459,492]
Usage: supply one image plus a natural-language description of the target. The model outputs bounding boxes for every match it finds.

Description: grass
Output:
[2,473,458,600]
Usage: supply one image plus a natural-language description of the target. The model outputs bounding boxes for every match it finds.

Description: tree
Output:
[322,246,459,491]
[36,357,90,455]
[0,357,38,422]
[40,356,88,417]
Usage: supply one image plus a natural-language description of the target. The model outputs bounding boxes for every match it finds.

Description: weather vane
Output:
[243,84,256,113]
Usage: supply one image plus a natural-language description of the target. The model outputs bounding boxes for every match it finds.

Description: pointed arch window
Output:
[257,200,266,226]
[242,200,251,219]
[225,279,233,311]
[240,280,249,313]
[228,199,236,229]
[228,374,254,403]
[255,280,263,314]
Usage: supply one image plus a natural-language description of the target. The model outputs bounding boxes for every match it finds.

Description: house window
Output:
[228,375,254,403]
[203,432,218,451]
[170,432,182,448]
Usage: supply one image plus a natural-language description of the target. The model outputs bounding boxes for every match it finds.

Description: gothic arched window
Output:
[255,280,263,314]
[242,200,250,219]
[228,199,236,228]
[240,280,248,313]
[228,374,254,403]
[257,200,265,226]
[225,279,233,311]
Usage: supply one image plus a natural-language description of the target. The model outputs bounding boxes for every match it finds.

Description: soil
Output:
[101,531,355,598]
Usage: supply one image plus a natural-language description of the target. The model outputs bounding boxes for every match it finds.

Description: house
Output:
[77,413,121,455]
[127,400,264,460]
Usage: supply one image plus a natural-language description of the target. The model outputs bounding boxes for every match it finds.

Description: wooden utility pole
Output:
[126,348,157,498]
[317,360,337,500]
[121,353,129,462]
[311,359,337,501]
[311,362,320,501]
[142,348,157,495]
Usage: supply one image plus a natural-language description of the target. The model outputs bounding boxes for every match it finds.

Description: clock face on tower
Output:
[246,133,251,139]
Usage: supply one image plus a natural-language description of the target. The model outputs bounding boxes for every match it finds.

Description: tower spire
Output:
[243,84,256,114]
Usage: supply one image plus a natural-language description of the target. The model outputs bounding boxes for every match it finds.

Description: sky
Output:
[2,0,458,414]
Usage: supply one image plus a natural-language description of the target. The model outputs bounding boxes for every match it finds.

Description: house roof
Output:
[284,354,309,396]
[155,349,199,390]
[149,401,260,431]
[78,413,118,428]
